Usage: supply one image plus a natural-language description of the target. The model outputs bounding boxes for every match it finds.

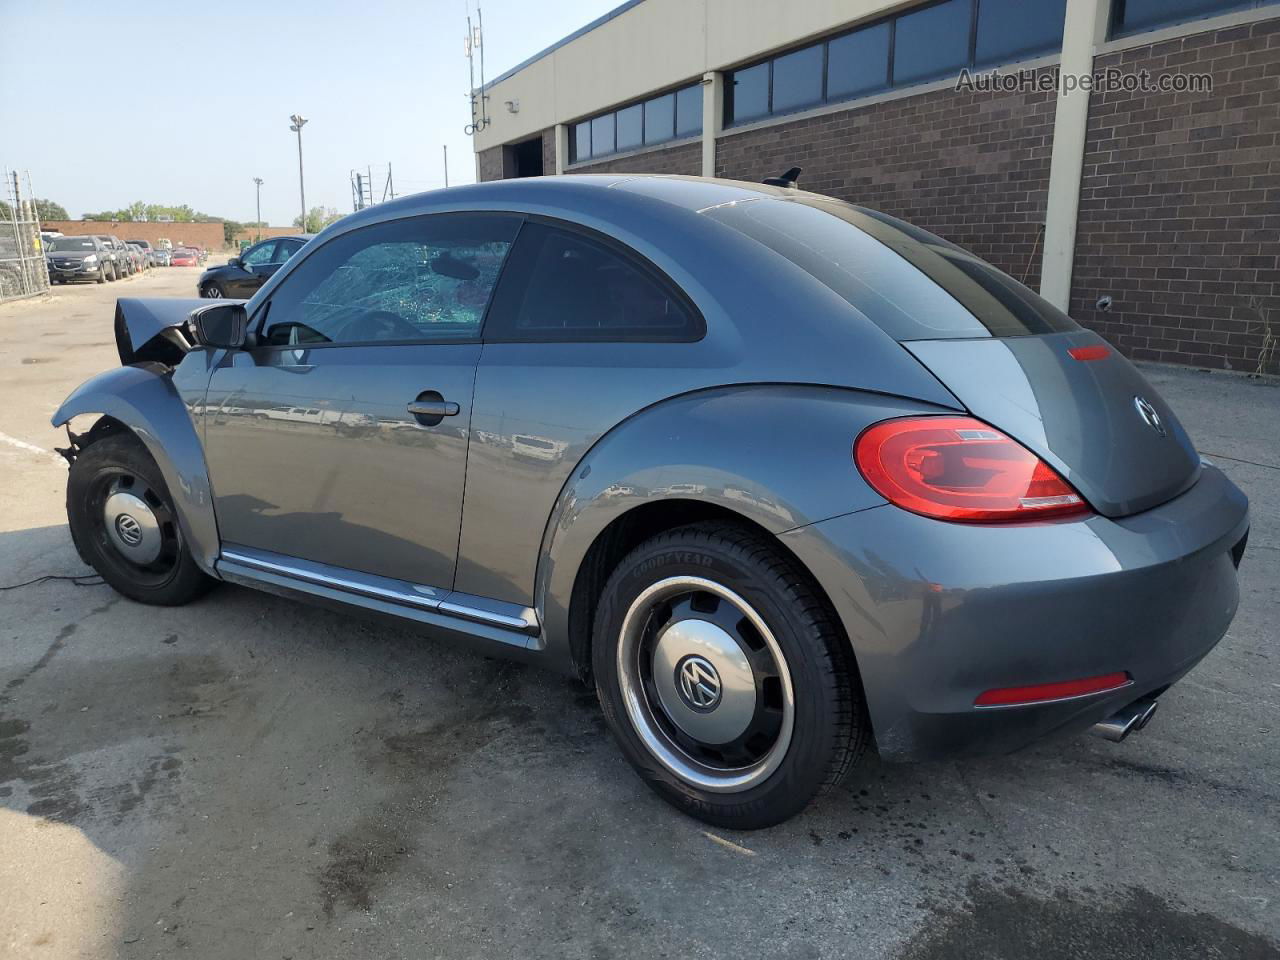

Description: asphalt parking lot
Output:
[0,266,1277,959]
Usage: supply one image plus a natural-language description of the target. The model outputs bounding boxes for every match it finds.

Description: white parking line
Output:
[0,430,62,463]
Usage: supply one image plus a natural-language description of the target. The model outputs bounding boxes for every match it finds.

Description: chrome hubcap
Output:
[617,576,795,793]
[103,487,162,565]
[205,285,221,298]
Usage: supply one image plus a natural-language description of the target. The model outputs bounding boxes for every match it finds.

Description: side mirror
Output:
[189,302,248,350]
[228,256,242,268]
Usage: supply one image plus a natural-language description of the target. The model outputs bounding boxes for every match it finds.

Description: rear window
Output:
[706,197,1078,341]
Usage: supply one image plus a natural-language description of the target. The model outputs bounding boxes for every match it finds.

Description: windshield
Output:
[50,237,96,251]
[706,196,1078,341]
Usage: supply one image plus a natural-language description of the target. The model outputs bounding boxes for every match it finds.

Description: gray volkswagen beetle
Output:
[52,175,1249,829]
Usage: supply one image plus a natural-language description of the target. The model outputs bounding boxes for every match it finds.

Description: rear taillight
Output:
[974,671,1131,707]
[854,416,1090,523]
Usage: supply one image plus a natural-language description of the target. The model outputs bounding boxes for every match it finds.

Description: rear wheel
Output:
[67,431,215,606]
[593,522,869,829]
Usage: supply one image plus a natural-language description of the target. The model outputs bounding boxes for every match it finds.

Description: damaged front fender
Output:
[114,297,245,365]
[52,364,221,576]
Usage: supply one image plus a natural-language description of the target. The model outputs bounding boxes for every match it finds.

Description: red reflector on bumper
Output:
[974,672,1131,707]
[1068,345,1110,361]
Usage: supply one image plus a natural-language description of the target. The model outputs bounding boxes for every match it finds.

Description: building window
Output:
[976,0,1068,65]
[728,62,770,123]
[616,103,643,151]
[893,0,972,86]
[1111,0,1276,36]
[724,0,1068,127]
[827,22,891,100]
[590,113,615,157]
[771,44,824,114]
[675,84,703,138]
[569,81,703,164]
[644,94,675,144]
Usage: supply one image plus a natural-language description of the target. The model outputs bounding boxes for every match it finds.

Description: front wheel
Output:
[202,282,224,299]
[593,522,869,829]
[66,430,215,605]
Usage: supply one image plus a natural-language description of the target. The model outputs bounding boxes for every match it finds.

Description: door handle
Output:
[406,400,460,418]
[407,392,460,426]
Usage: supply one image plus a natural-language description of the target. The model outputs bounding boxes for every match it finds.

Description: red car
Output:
[170,248,198,267]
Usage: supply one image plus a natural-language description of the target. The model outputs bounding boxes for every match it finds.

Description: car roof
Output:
[335,174,804,231]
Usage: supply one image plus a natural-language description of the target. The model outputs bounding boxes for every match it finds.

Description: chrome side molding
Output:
[218,545,540,636]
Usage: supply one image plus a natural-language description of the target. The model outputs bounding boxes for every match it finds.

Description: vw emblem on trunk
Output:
[1133,396,1166,437]
[676,655,722,712]
[115,514,144,546]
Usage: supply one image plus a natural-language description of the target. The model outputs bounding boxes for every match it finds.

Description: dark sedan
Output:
[198,235,311,298]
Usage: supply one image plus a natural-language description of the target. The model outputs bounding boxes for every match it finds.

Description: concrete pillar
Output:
[1040,0,1107,309]
[554,124,568,175]
[701,71,723,178]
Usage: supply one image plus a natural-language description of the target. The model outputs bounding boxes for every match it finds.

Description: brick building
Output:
[42,220,304,251]
[472,0,1280,374]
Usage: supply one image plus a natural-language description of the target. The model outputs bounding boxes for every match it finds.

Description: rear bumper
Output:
[781,463,1249,762]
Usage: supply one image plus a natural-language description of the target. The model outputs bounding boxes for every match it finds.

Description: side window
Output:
[485,222,701,342]
[260,213,521,347]
[276,240,302,263]
[242,241,278,266]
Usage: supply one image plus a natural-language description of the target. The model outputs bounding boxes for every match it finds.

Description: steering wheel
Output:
[335,310,422,342]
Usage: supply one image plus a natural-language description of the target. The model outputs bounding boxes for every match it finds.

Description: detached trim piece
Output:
[219,545,540,637]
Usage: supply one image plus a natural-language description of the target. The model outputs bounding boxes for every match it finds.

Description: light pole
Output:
[252,177,263,243]
[289,114,308,231]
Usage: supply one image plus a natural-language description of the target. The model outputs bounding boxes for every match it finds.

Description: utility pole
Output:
[252,177,263,243]
[289,114,308,231]
[443,145,449,188]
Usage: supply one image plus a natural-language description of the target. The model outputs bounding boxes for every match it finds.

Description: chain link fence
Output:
[1,170,50,303]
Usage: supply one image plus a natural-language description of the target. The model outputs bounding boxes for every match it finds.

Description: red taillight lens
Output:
[974,672,1131,707]
[1068,345,1110,361]
[854,416,1090,523]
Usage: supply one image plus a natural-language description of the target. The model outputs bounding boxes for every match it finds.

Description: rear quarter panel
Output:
[512,385,959,673]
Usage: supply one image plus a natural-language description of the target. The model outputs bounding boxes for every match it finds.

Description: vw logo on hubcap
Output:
[1133,395,1166,437]
[675,655,722,712]
[115,513,144,547]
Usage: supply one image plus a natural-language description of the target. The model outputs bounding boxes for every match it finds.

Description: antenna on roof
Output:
[763,167,802,188]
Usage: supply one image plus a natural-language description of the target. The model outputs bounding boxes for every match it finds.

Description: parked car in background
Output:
[92,235,127,280]
[128,239,157,268]
[126,243,148,272]
[49,176,1249,829]
[157,238,173,251]
[45,235,111,284]
[170,248,198,267]
[153,248,172,267]
[198,235,311,298]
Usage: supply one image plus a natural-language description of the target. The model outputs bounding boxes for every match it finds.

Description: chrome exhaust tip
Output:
[1091,697,1159,743]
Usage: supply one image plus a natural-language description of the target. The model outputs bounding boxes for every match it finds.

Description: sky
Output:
[1,0,621,225]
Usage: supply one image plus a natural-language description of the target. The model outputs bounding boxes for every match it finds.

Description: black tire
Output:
[592,522,869,829]
[96,269,107,284]
[106,263,116,282]
[202,282,225,299]
[66,430,215,606]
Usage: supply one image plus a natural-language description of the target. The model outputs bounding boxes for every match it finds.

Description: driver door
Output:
[202,212,522,590]
[226,239,284,297]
